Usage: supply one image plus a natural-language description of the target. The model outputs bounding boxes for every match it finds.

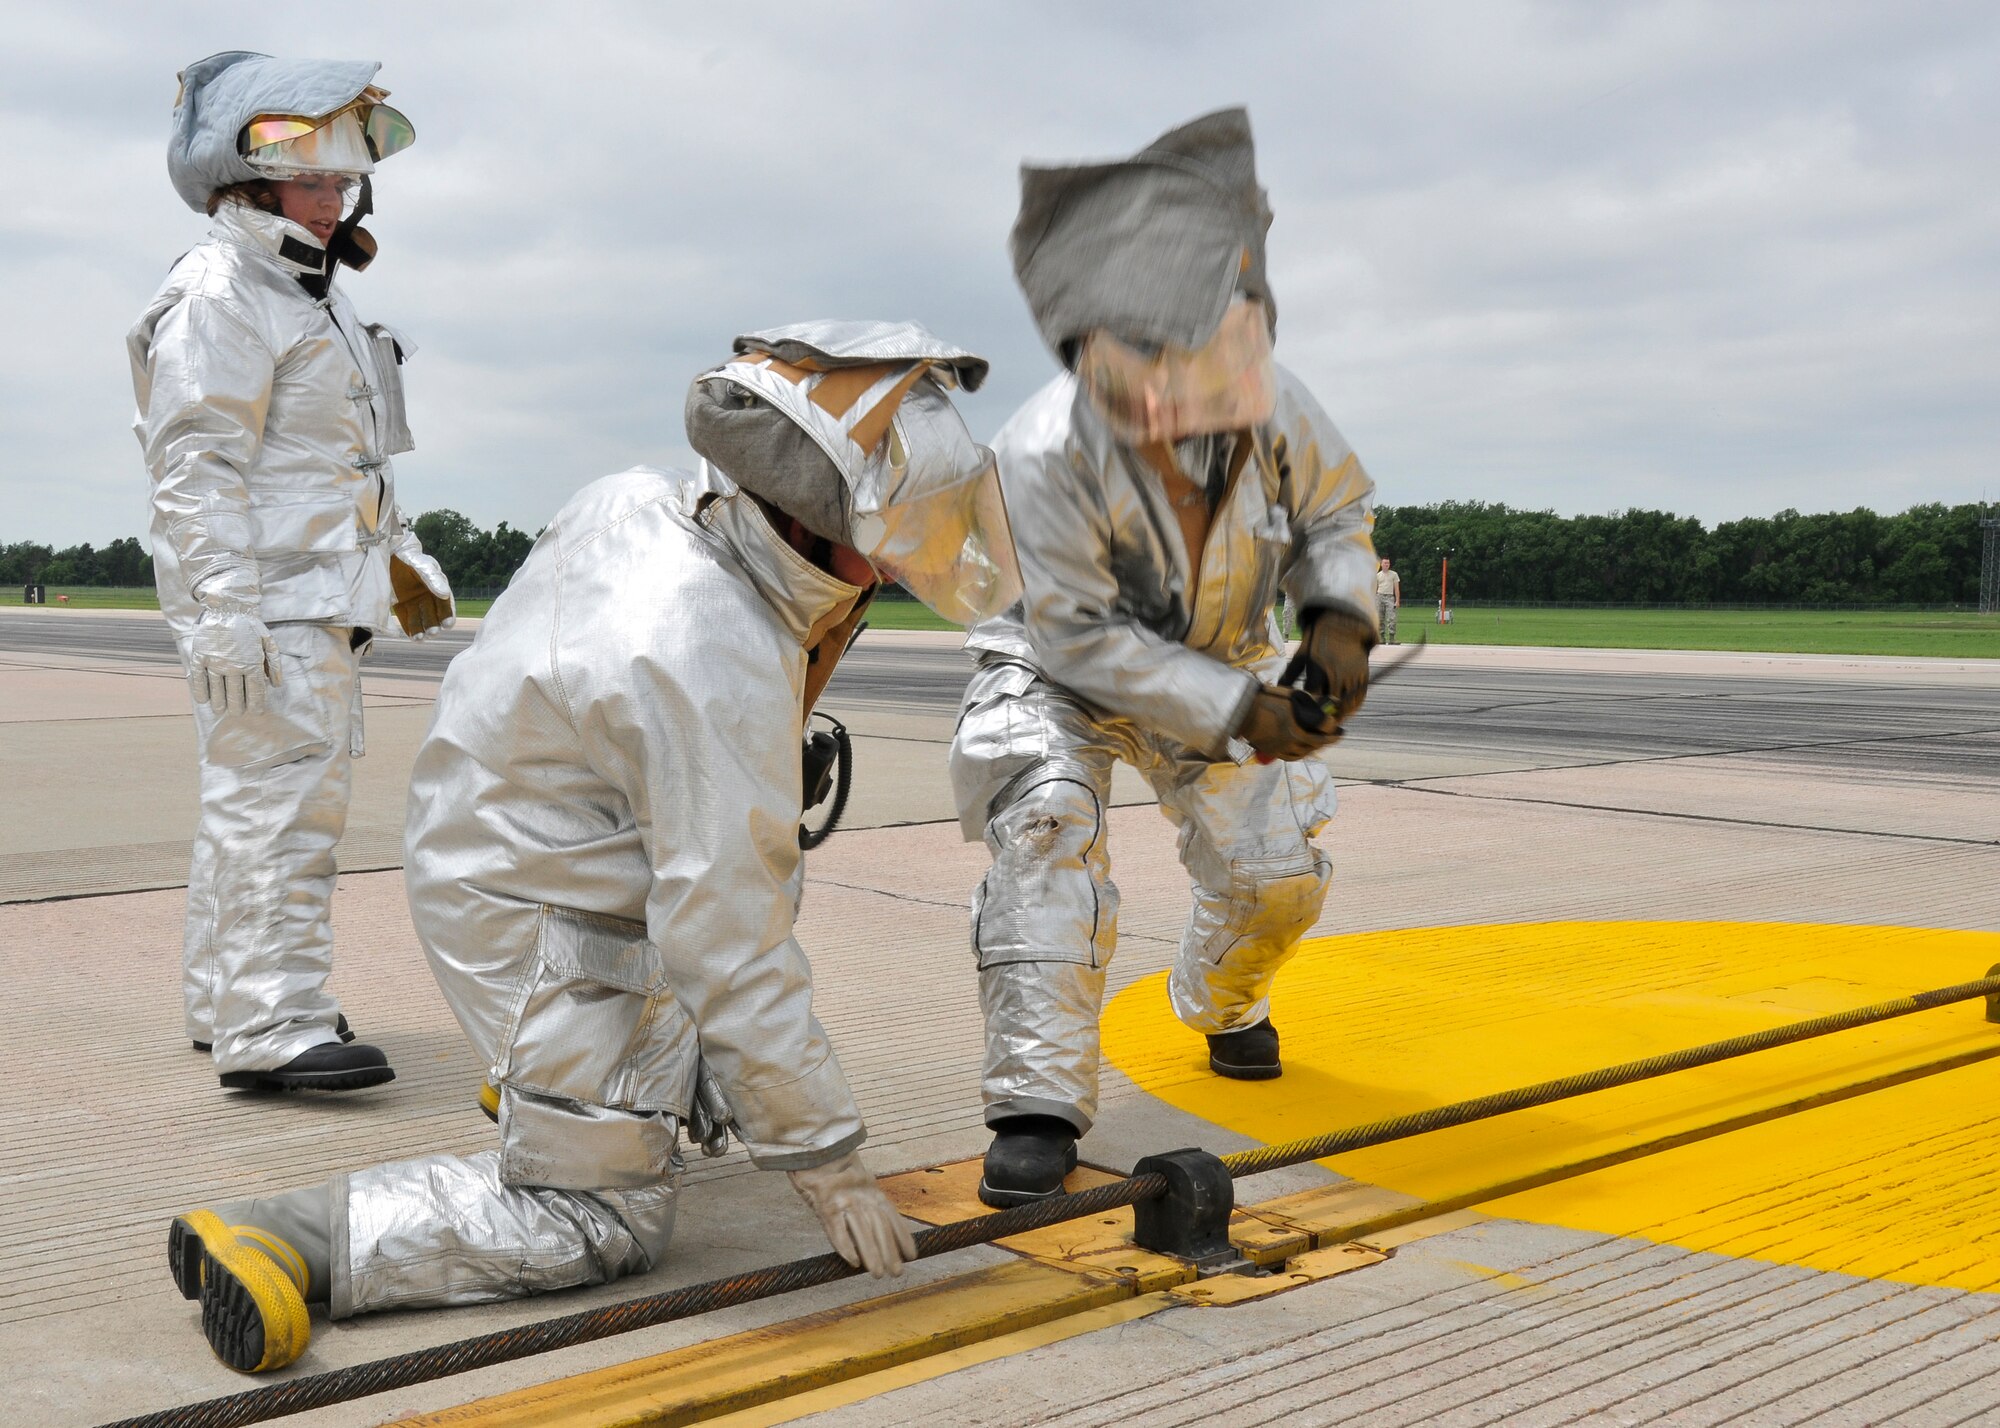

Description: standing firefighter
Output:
[952,110,1380,1206]
[165,322,1022,1373]
[130,53,454,1093]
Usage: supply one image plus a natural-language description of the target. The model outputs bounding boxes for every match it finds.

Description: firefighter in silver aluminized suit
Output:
[955,110,1380,1206]
[129,53,454,1093]
[164,322,1021,1374]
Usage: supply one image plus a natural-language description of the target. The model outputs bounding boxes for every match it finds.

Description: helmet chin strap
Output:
[326,173,377,272]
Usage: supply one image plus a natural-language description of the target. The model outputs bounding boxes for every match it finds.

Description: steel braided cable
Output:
[1218,972,2000,1179]
[106,972,2000,1427]
[101,1172,1168,1428]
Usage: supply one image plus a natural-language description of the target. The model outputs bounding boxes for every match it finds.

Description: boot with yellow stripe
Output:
[167,1186,332,1373]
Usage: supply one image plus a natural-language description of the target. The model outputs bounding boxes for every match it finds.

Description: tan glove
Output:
[390,552,455,640]
[788,1150,919,1278]
[1290,607,1376,723]
[1238,684,1339,762]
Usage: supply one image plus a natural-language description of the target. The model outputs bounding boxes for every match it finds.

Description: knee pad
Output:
[972,777,1117,969]
[1230,851,1332,949]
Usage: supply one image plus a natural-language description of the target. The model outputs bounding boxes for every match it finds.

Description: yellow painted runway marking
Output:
[1104,920,2000,1292]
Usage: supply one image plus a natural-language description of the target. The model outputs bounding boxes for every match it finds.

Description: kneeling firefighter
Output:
[130,53,455,1092]
[952,109,1381,1206]
[165,321,1020,1372]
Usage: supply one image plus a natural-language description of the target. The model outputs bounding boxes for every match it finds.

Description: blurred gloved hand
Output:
[1290,607,1375,723]
[186,605,281,715]
[390,551,455,640]
[1238,684,1338,762]
[788,1151,919,1278]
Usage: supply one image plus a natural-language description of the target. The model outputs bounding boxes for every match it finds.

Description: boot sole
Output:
[167,1211,310,1373]
[220,1065,396,1093]
[1209,1056,1283,1081]
[977,1177,1068,1209]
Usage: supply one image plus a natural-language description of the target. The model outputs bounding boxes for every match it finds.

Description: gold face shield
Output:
[240,96,414,178]
[1076,297,1277,445]
[709,348,1022,628]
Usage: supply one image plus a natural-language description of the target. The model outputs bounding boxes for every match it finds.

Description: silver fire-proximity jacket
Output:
[964,364,1377,781]
[403,465,870,1181]
[130,200,425,637]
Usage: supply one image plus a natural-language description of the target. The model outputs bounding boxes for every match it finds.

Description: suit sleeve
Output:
[134,294,276,610]
[1273,375,1379,627]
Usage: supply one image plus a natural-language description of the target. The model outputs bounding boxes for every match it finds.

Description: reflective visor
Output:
[849,381,1021,626]
[364,104,415,161]
[241,116,320,150]
[1076,297,1277,445]
[240,102,413,175]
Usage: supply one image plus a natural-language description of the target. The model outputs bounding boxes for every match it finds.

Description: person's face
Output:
[272,174,354,244]
[1380,558,1391,570]
[768,506,877,587]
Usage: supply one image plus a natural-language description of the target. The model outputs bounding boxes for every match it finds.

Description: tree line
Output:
[4,501,1989,606]
[1373,501,1989,606]
[0,511,538,595]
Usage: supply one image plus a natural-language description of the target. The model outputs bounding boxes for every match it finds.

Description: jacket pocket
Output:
[246,490,358,556]
[363,323,416,456]
[503,905,698,1114]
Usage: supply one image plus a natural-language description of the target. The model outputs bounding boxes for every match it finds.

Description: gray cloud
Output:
[3,0,1995,546]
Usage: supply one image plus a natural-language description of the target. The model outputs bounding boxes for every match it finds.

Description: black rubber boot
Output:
[1208,1019,1282,1080]
[219,1039,394,1093]
[195,1013,352,1054]
[978,1115,1080,1208]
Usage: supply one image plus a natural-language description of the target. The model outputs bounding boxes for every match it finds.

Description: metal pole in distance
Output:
[1980,513,1999,615]
[1220,971,2000,1181]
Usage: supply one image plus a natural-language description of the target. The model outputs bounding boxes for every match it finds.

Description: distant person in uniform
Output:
[1375,557,1401,644]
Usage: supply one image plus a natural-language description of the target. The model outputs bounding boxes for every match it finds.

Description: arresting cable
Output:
[106,967,2000,1428]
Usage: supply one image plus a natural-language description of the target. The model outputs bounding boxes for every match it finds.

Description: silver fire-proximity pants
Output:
[951,658,1337,1134]
[326,1143,681,1318]
[183,621,363,1072]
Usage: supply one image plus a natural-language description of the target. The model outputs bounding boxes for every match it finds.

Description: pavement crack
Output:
[1385,783,1999,848]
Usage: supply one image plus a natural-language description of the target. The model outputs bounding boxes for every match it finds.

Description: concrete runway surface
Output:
[2,608,1998,1426]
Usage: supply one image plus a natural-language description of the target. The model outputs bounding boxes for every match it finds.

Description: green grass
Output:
[1393,606,1998,658]
[7,588,1993,656]
[0,586,162,609]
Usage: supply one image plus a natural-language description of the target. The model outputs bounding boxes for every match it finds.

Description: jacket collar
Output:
[208,201,331,279]
[690,464,866,646]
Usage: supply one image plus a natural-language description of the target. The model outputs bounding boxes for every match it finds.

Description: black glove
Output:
[1284,607,1376,725]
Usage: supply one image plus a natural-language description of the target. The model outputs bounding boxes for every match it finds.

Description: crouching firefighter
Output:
[165,321,1021,1372]
[953,109,1381,1207]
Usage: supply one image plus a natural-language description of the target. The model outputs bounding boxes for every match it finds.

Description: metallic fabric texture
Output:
[404,465,870,1175]
[130,201,423,635]
[168,52,383,213]
[331,1149,679,1319]
[1012,107,1275,359]
[951,355,1369,1130]
[953,658,1337,1130]
[181,622,359,1070]
[132,196,443,1073]
[965,366,1378,764]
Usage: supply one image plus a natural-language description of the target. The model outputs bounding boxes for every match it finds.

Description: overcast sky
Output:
[4,1,1996,547]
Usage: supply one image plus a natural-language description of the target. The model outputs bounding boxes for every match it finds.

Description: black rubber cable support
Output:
[108,971,2000,1428]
